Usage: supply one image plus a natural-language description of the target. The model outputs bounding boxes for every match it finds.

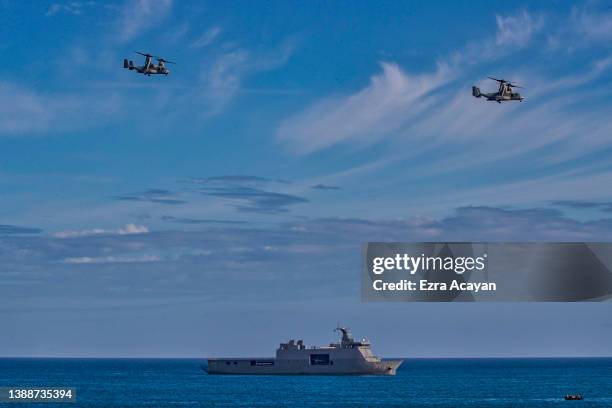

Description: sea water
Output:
[1,358,611,407]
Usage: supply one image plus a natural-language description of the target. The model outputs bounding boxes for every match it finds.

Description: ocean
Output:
[1,358,611,407]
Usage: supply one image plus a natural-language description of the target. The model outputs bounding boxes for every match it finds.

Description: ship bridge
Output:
[335,326,371,348]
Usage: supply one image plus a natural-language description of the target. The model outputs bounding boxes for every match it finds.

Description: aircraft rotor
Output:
[488,76,523,88]
[156,57,176,64]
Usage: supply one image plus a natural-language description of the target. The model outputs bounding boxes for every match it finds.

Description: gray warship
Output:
[206,326,402,375]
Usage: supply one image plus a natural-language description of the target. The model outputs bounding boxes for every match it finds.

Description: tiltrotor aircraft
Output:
[123,52,174,76]
[472,77,524,103]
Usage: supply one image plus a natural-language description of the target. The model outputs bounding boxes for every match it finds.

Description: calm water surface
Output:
[1,358,611,407]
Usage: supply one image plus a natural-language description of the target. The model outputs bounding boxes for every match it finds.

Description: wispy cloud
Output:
[0,82,121,135]
[495,11,544,47]
[288,206,612,242]
[46,2,94,17]
[0,224,42,235]
[198,41,295,116]
[165,21,190,44]
[187,175,307,214]
[191,26,221,48]
[113,189,187,205]
[160,215,248,225]
[116,0,173,43]
[552,200,612,213]
[277,62,451,153]
[570,7,612,43]
[53,223,149,238]
[62,254,160,264]
[188,175,287,185]
[548,6,612,50]
[311,184,341,191]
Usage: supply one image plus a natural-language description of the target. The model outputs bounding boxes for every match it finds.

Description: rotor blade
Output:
[488,76,505,83]
[155,57,176,64]
[135,51,152,57]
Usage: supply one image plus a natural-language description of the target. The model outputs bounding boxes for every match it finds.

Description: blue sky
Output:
[2,0,612,357]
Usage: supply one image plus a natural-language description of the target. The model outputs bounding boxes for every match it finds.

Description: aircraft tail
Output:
[123,59,135,70]
[472,86,481,97]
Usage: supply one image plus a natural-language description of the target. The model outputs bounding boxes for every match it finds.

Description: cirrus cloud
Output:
[53,224,149,238]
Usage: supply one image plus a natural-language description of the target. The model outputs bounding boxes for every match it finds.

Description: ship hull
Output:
[206,358,402,375]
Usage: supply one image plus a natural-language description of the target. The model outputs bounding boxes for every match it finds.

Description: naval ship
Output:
[206,326,402,375]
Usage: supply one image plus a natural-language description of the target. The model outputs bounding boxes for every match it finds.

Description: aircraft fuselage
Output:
[483,93,524,103]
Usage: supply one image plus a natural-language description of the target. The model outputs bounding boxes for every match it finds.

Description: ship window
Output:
[225,361,230,365]
[233,361,238,365]
[250,360,274,366]
[310,354,330,365]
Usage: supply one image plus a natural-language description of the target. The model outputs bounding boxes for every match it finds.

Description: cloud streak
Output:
[62,255,161,264]
[188,175,308,214]
[495,11,544,47]
[46,2,94,16]
[113,189,187,206]
[277,62,451,153]
[53,224,149,238]
[0,224,42,235]
[191,26,221,48]
[198,40,295,116]
[116,0,173,43]
[0,82,121,135]
[311,184,341,191]
[160,215,248,225]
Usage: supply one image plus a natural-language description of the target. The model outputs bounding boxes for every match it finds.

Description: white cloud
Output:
[63,255,160,264]
[53,224,149,238]
[116,0,173,43]
[0,82,121,135]
[165,22,190,44]
[202,49,249,113]
[46,2,94,16]
[191,27,221,48]
[118,224,149,235]
[571,8,612,42]
[198,41,295,116]
[277,62,450,153]
[0,83,56,133]
[495,11,544,47]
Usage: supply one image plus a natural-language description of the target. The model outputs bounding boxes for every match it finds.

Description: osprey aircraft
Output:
[123,52,175,76]
[472,77,524,103]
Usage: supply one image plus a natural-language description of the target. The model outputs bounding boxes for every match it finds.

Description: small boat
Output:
[564,394,583,401]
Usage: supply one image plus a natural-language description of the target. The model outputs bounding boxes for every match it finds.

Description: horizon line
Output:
[2,355,612,360]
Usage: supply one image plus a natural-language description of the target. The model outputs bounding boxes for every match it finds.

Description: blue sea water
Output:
[1,358,611,407]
